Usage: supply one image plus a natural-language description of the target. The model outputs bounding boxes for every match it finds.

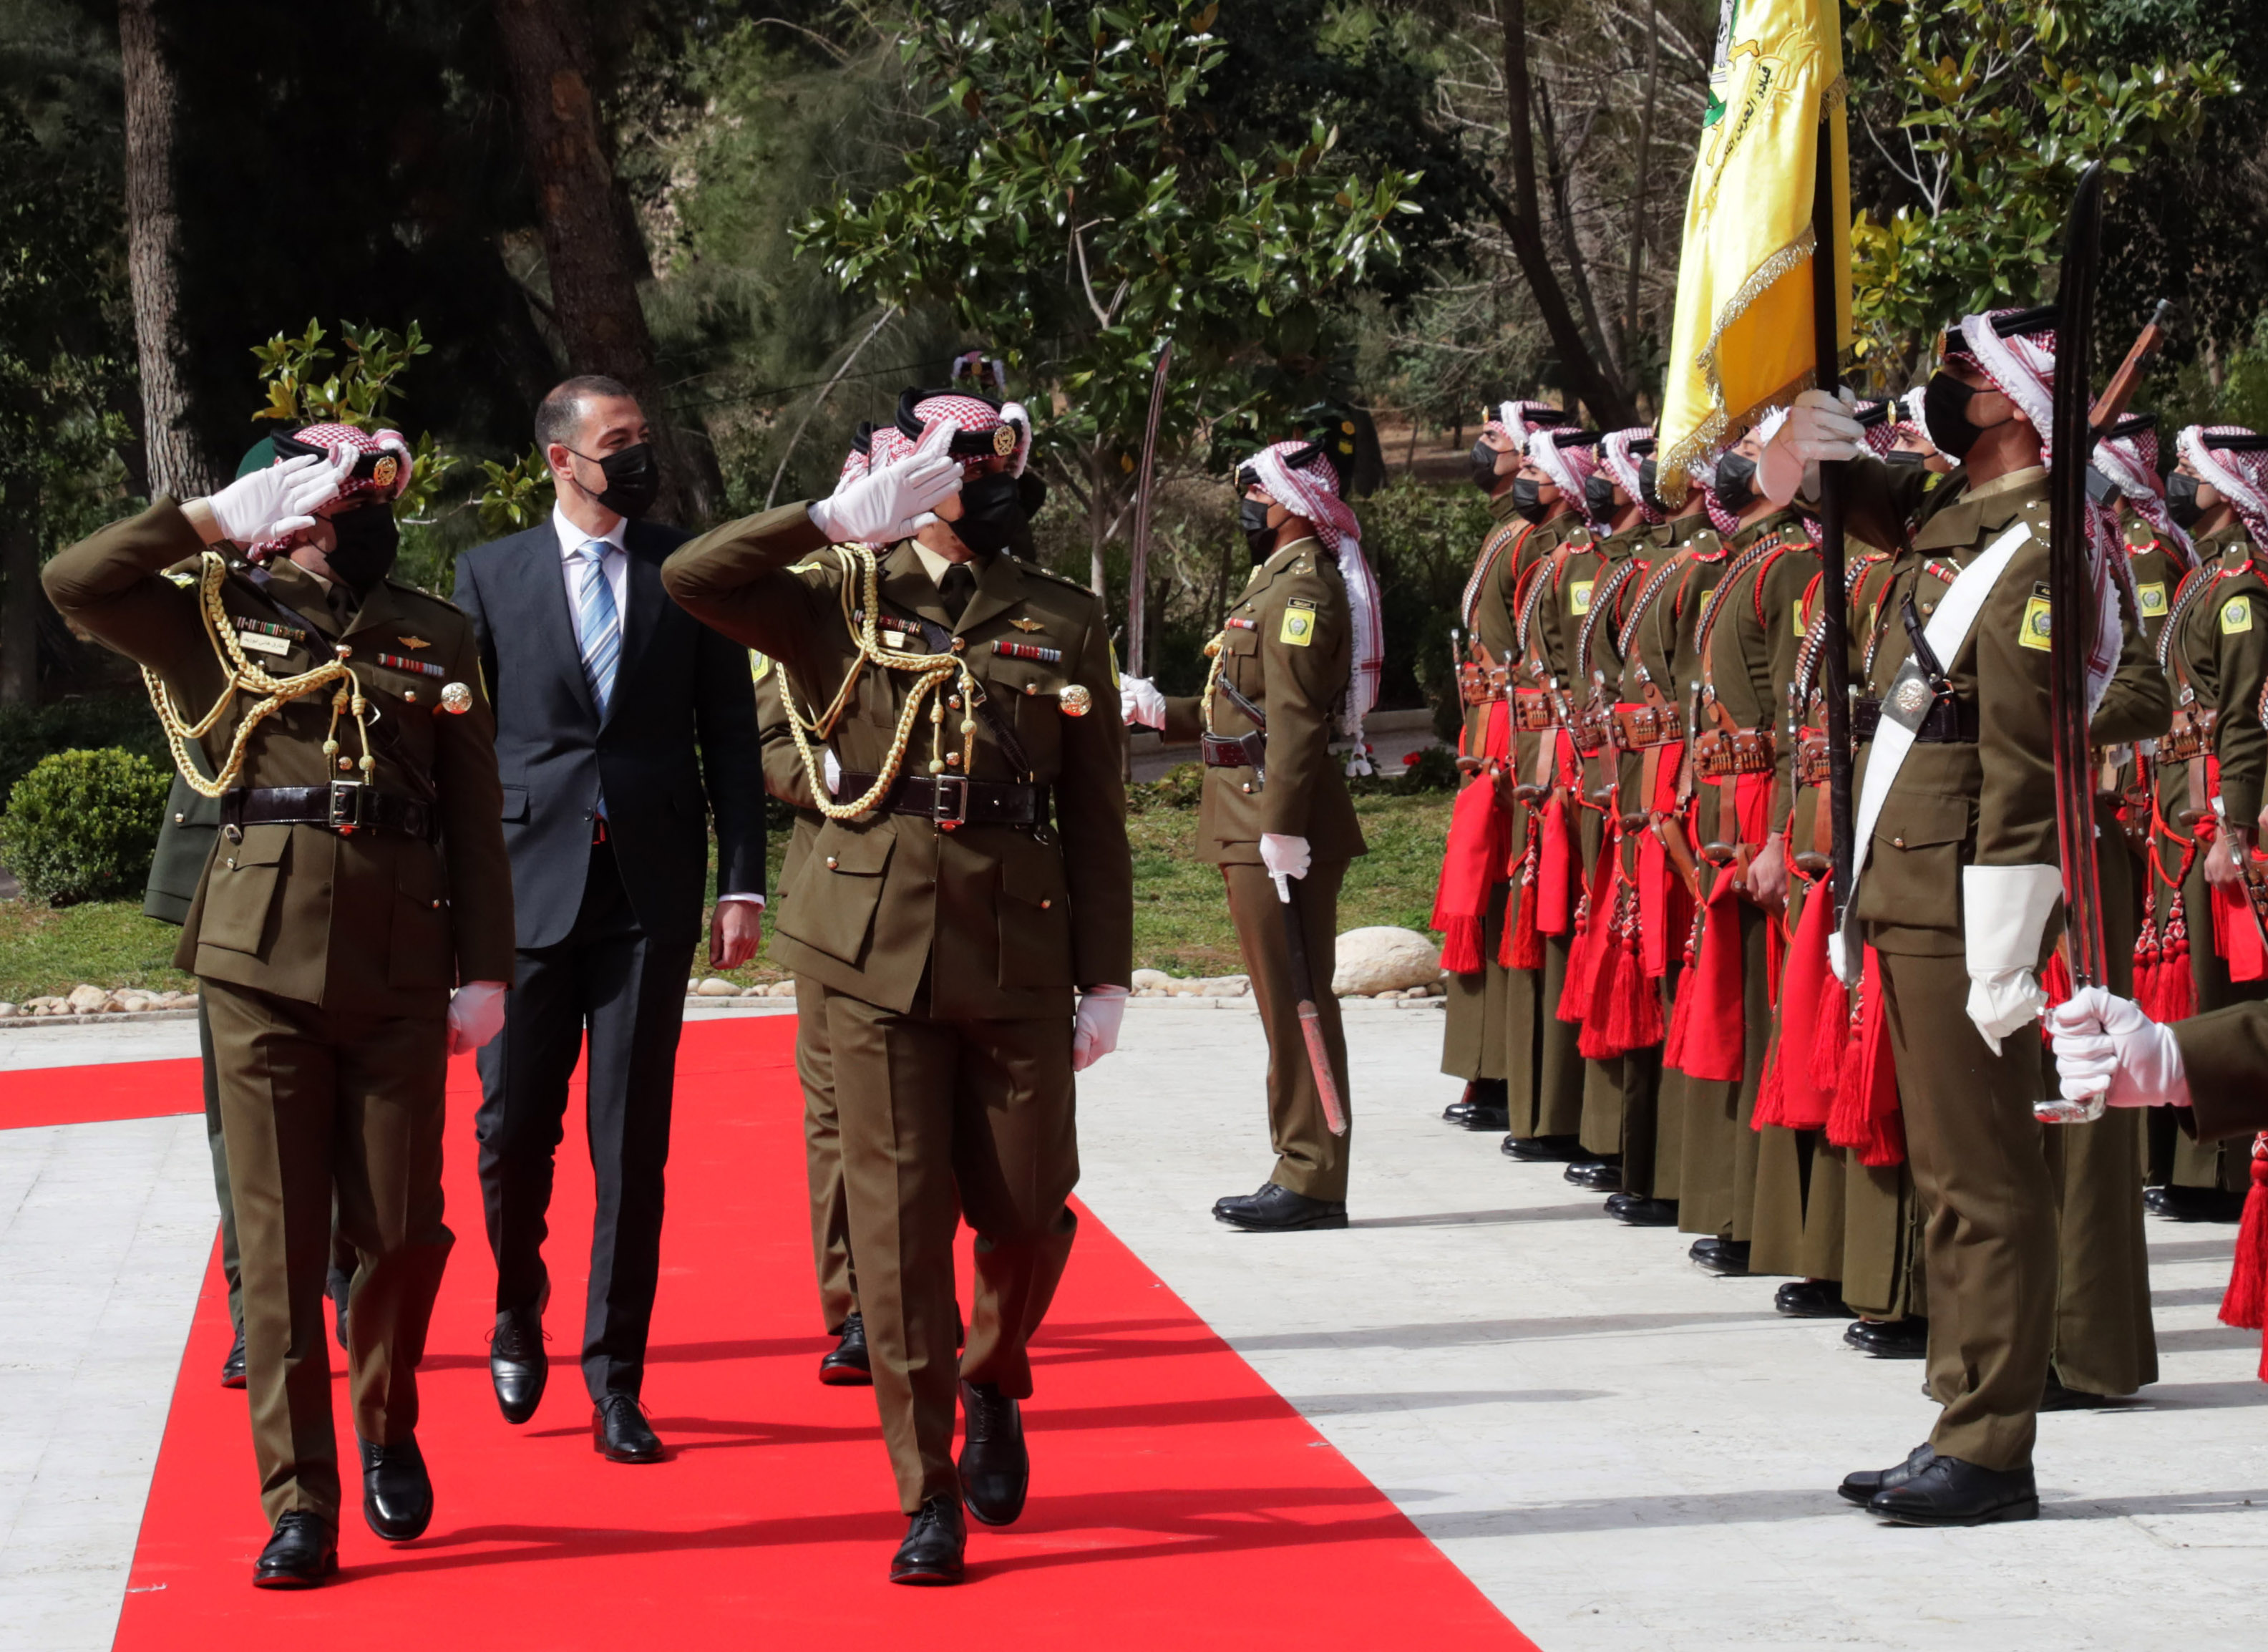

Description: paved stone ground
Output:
[4,1005,2264,1649]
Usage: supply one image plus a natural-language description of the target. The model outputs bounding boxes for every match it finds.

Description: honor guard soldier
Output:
[44,427,515,1587]
[662,390,1131,1585]
[1763,308,2169,1526]
[1124,427,1381,1231]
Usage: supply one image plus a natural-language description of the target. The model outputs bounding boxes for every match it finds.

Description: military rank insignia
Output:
[396,634,432,651]
[378,651,449,679]
[1570,580,1593,616]
[1010,616,1044,632]
[750,650,773,683]
[994,640,1063,664]
[1280,598,1317,647]
[233,616,306,657]
[2136,582,2168,618]
[2224,596,2253,635]
[1225,616,1257,631]
[2020,589,2053,651]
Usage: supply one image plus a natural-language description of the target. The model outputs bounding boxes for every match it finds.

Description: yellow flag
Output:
[1658,0,1850,494]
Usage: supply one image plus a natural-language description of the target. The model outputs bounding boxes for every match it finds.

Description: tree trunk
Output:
[490,0,722,522]
[118,0,218,501]
[1491,0,1636,429]
[2,508,44,706]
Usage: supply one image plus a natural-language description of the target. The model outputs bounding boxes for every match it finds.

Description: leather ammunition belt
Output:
[2163,706,2214,763]
[1795,727,1830,788]
[1851,691,1975,745]
[1692,727,1774,779]
[840,772,1046,828]
[1610,701,1684,752]
[1567,710,1607,756]
[1513,689,1554,732]
[1456,661,1511,707]
[222,782,438,842]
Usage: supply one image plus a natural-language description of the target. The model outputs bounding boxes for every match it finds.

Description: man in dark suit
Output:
[453,375,767,1463]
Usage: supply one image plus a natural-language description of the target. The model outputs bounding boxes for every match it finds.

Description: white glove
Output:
[447,981,509,1055]
[200,448,356,545]
[1829,925,1860,988]
[1260,831,1311,897]
[807,419,962,544]
[1759,387,1864,507]
[1962,863,2061,1053]
[1121,675,1167,729]
[1072,985,1129,1072]
[2048,986,2189,1109]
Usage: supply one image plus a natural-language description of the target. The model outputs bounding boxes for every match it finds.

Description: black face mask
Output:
[947,470,1027,558]
[1713,452,1758,514]
[1239,495,1277,562]
[323,506,399,592]
[1922,373,1990,463]
[573,442,661,520]
[2167,470,2204,529]
[1511,475,1550,525]
[1584,472,1618,520]
[2085,465,2121,509]
[1884,448,1929,470]
[1469,439,1503,493]
[1637,458,1665,515]
[1016,471,1048,518]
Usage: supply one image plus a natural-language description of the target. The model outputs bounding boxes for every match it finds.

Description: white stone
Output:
[1330,926,1441,996]
[65,985,107,1013]
[0,1003,16,1019]
[694,977,741,997]
[1131,968,1174,990]
[1197,975,1249,996]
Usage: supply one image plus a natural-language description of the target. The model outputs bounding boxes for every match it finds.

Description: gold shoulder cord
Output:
[777,544,988,821]
[142,550,379,797]
[1197,626,1231,738]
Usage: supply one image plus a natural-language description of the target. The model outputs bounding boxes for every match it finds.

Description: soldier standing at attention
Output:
[1121,427,1382,1232]
[663,390,1131,1585]
[44,427,515,1586]
[1763,308,2169,1525]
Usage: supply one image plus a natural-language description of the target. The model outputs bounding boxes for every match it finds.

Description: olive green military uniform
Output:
[2152,524,2268,1197]
[1160,538,1367,1200]
[1846,462,2169,1470]
[754,655,857,1334]
[45,501,516,1530]
[2171,999,2268,1137]
[662,506,1131,1515]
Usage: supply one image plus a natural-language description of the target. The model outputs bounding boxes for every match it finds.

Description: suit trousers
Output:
[476,840,696,1401]
[822,979,1079,1512]
[1878,947,2058,1472]
[1223,861,1353,1201]
[796,973,857,1332]
[204,978,452,1529]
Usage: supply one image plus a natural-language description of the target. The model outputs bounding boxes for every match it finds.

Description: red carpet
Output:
[0,1055,203,1129]
[107,1015,1535,1649]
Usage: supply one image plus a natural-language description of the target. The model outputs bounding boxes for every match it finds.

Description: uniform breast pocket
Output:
[996,852,1071,990]
[198,825,292,956]
[389,848,454,991]
[1861,792,1973,932]
[779,823,895,967]
[983,661,1062,772]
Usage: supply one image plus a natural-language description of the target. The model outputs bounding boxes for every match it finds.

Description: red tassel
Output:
[1825,950,1904,1167]
[1503,825,1544,970]
[1753,1041,1791,1127]
[2157,900,2196,1023]
[1807,966,1849,1098]
[1439,917,1484,975]
[1537,792,1573,934]
[2217,1137,2268,1338]
[1558,890,1602,1023]
[1660,905,1705,1068]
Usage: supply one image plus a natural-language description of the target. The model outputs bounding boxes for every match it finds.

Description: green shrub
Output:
[0,747,174,905]
[1128,760,1207,813]
[0,697,168,809]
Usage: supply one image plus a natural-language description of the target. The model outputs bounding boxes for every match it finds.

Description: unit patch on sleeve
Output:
[2020,591,2053,652]
[2136,581,2167,618]
[1280,598,1318,648]
[2224,595,2254,635]
[1570,580,1594,616]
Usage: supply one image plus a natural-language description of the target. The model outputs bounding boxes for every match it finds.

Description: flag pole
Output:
[1811,105,1854,923]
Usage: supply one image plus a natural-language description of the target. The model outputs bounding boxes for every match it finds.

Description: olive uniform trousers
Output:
[204,978,452,1528]
[822,980,1080,1514]
[796,973,857,1333]
[1222,860,1353,1202]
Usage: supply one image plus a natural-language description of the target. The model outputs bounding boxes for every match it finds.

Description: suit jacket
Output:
[661,505,1131,1018]
[44,502,515,1015]
[454,518,766,951]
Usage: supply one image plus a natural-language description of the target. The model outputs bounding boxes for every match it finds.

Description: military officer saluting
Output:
[44,426,516,1587]
[1121,426,1381,1232]
[663,389,1131,1585]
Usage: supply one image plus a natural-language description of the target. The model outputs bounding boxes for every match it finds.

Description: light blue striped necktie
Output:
[575,540,621,717]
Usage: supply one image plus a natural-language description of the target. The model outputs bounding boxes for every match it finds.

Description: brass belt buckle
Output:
[326,779,366,836]
[930,774,970,830]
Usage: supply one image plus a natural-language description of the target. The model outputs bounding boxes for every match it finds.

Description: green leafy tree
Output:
[797,0,1423,596]
[1846,0,2237,379]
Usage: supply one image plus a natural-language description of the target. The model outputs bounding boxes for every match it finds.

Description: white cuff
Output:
[716,893,766,908]
[1963,863,2061,973]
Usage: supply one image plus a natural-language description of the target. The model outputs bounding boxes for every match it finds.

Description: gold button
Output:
[948,695,962,709]
[225,857,236,869]
[404,689,418,704]
[1240,782,1252,795]
[429,898,442,910]
[946,752,962,767]
[174,812,185,823]
[951,638,966,653]
[825,855,839,870]
[1024,683,1036,695]
[334,644,352,660]
[1892,835,1906,848]
[1041,898,1052,910]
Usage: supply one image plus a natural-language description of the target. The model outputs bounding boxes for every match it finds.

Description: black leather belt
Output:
[1849,694,1975,744]
[221,782,438,841]
[839,771,1046,828]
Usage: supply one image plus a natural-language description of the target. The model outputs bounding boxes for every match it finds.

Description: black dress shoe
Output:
[1564,1157,1624,1191]
[490,1308,547,1424]
[1454,1079,1512,1132]
[328,1267,351,1352]
[1215,1182,1348,1232]
[820,1311,873,1386]
[359,1434,433,1542]
[958,1380,1030,1526]
[1605,1193,1680,1226]
[1688,1237,1750,1276]
[220,1326,247,1389]
[2041,1369,2125,1412]
[1210,1183,1275,1220]
[1843,1315,1929,1359]
[1502,1134,1582,1162]
[1868,1454,2038,1526]
[1775,1279,1858,1319]
[2143,1184,2247,1223]
[1838,1442,1935,1505]
[890,1495,967,1585]
[252,1511,338,1589]
[592,1392,664,1463]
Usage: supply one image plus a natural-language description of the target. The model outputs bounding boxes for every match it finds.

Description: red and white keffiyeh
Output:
[247,422,413,560]
[1600,427,1663,525]
[1953,309,2059,465]
[2179,424,2268,548]
[1483,399,1575,456]
[1529,429,1602,526]
[1686,447,1742,538]
[1246,439,1384,746]
[1855,399,1901,458]
[872,391,1030,475]
[2096,422,2192,562]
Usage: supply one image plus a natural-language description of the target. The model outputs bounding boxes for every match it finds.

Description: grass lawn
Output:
[0,782,1451,1001]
